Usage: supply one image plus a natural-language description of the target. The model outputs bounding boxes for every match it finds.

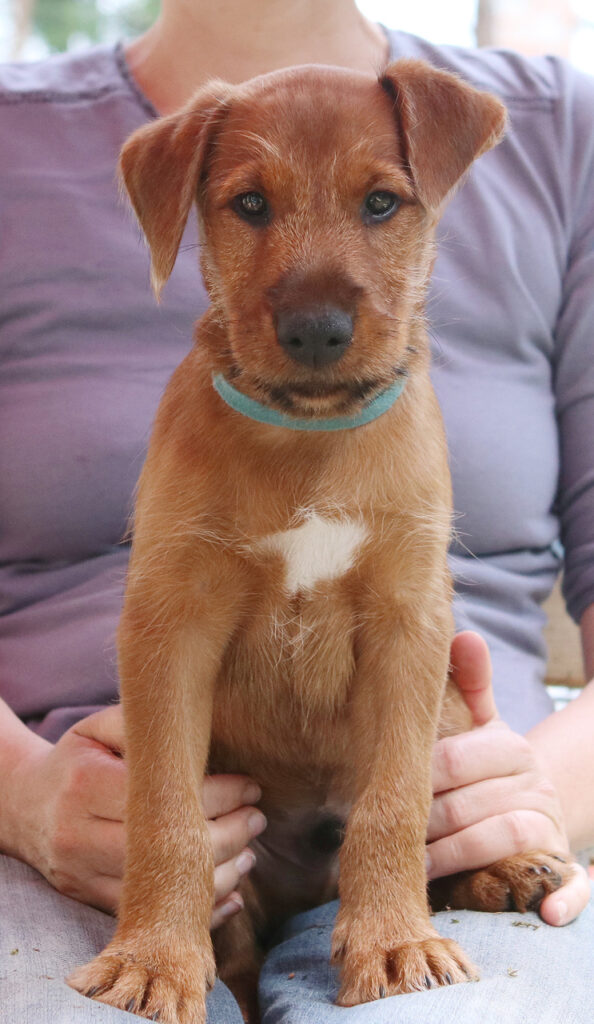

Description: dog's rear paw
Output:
[334,933,477,1004]
[430,851,572,914]
[67,938,215,1024]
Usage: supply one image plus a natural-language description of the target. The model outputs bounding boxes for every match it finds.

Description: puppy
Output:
[69,60,570,1023]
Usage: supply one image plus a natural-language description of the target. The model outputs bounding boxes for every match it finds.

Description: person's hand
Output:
[7,705,266,928]
[427,631,590,925]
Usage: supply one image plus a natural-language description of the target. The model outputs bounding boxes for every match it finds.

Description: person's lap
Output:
[260,894,594,1024]
[0,855,242,1023]
[2,854,592,1024]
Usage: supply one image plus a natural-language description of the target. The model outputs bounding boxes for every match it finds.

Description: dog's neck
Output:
[211,373,406,432]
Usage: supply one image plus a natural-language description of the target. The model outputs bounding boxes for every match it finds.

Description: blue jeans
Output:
[1,854,592,1024]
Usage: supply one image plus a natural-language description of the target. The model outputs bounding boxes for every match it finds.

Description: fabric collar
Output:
[212,372,405,431]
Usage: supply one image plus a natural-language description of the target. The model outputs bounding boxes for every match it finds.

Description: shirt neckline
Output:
[112,27,396,123]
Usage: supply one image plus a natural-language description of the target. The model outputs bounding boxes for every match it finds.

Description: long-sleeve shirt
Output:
[1,31,593,739]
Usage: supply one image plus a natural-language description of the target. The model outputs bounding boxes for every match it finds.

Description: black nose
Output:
[276,308,353,368]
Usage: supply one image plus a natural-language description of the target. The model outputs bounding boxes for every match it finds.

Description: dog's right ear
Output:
[119,81,232,299]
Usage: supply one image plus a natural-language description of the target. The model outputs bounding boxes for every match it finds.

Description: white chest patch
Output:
[254,513,368,595]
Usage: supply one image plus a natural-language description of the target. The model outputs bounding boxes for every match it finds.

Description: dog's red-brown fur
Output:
[68,61,571,1023]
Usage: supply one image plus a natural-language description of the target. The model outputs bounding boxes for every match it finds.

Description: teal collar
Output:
[212,372,405,431]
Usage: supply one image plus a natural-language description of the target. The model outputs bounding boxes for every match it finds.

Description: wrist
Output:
[0,704,50,862]
[527,681,594,852]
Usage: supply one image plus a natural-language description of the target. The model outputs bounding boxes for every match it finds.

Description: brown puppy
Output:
[68,60,570,1023]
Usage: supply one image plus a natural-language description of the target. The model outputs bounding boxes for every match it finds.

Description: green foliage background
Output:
[32,0,160,52]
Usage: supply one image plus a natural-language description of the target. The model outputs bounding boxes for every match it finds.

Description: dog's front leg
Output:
[68,560,243,1024]
[332,598,477,1003]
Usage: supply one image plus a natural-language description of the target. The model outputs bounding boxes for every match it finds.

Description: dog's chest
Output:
[251,511,368,595]
[215,512,369,752]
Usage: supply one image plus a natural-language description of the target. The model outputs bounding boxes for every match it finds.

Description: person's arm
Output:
[0,697,266,928]
[526,602,594,855]
[0,697,50,862]
[580,602,594,679]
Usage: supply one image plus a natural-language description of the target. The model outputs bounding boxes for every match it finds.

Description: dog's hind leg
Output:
[428,851,574,914]
[214,881,263,1024]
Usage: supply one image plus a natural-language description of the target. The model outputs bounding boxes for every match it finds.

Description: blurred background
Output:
[0,0,593,68]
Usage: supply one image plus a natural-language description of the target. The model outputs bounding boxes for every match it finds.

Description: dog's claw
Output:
[68,941,213,1024]
[529,863,553,876]
[336,933,476,1003]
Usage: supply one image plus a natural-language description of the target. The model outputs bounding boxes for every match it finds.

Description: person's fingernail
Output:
[244,783,262,804]
[248,810,267,837]
[425,850,433,879]
[221,893,244,917]
[236,850,256,875]
[552,899,568,926]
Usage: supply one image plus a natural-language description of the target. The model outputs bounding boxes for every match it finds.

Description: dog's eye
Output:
[233,191,269,222]
[363,191,400,223]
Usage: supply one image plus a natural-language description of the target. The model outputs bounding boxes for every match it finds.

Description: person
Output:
[0,1,593,1020]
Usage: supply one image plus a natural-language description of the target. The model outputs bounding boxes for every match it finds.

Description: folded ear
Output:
[119,81,232,298]
[380,59,507,210]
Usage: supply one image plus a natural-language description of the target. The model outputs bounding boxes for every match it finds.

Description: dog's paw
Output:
[431,851,572,914]
[67,937,216,1024]
[334,933,477,1003]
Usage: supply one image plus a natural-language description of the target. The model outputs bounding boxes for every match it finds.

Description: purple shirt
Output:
[1,34,593,739]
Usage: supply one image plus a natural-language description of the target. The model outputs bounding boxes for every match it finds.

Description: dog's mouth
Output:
[235,370,404,419]
[266,376,389,416]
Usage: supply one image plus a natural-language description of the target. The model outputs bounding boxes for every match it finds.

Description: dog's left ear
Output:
[119,81,232,299]
[380,60,507,210]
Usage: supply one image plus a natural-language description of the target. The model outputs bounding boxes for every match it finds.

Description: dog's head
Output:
[120,60,505,418]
